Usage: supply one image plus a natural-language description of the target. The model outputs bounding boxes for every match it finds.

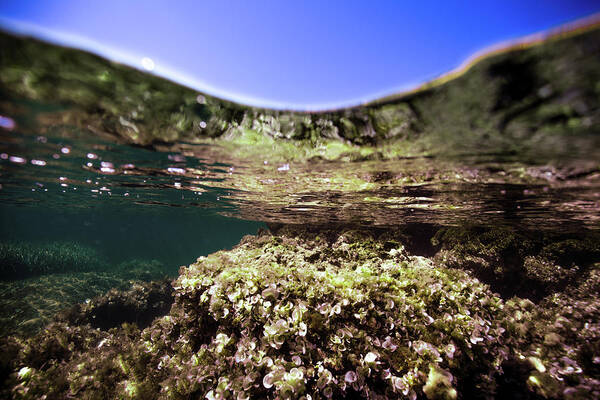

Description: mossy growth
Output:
[2,27,599,162]
[160,231,510,399]
[1,280,175,399]
[1,228,509,399]
[500,264,600,400]
[0,258,170,337]
[57,279,174,331]
[2,227,599,399]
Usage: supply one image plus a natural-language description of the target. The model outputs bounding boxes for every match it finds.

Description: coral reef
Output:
[1,227,598,399]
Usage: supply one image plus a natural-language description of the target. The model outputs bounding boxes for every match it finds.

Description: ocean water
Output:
[0,105,268,336]
[0,29,599,399]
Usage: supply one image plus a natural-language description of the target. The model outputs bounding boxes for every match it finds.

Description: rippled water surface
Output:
[2,98,599,233]
[0,114,271,270]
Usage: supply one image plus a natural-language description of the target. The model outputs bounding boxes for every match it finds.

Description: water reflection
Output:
[1,98,598,232]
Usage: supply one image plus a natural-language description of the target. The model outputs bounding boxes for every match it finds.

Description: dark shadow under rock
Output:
[431,224,600,301]
[57,279,174,331]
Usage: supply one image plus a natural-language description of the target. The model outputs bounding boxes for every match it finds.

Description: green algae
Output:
[500,265,600,399]
[1,227,598,399]
[432,225,600,300]
[1,27,599,163]
[57,279,173,331]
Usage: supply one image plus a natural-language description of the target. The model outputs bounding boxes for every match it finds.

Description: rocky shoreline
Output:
[1,26,599,163]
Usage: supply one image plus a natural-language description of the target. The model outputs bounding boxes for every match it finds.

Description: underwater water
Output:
[0,27,599,399]
[0,107,267,336]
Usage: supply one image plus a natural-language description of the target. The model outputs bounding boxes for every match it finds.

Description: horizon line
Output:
[1,12,599,112]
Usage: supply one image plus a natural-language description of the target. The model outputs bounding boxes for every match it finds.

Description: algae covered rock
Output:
[499,265,600,400]
[431,225,600,300]
[155,230,509,399]
[0,258,170,337]
[2,280,174,399]
[2,228,512,399]
[3,228,599,399]
[57,279,173,331]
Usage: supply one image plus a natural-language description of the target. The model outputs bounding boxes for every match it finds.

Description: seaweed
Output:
[3,228,598,399]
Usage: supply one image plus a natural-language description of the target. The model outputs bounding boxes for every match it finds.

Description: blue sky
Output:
[0,1,599,110]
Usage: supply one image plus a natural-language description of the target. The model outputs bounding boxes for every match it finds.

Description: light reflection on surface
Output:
[141,57,155,72]
[0,98,599,233]
[0,115,15,130]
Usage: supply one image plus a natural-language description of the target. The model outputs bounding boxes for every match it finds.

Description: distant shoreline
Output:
[1,13,599,112]
[363,12,600,108]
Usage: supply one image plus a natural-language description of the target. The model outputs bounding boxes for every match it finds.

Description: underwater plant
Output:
[0,241,108,280]
[3,227,598,399]
[432,225,600,300]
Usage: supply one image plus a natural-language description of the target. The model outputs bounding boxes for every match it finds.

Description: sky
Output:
[0,1,599,110]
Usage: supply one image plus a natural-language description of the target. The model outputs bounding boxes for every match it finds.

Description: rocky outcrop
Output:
[1,227,598,399]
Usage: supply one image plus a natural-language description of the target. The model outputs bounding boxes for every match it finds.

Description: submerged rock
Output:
[431,225,600,300]
[2,227,598,399]
[500,265,600,400]
[57,279,174,331]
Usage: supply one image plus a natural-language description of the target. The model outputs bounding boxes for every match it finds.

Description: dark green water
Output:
[0,105,266,271]
[0,205,264,273]
[0,102,268,336]
[0,98,264,269]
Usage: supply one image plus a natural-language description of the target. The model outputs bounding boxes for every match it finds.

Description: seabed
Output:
[1,24,599,400]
